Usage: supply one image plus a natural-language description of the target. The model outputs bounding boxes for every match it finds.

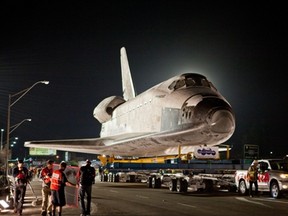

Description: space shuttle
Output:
[24,47,235,157]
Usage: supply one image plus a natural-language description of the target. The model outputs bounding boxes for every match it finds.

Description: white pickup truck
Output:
[235,158,288,198]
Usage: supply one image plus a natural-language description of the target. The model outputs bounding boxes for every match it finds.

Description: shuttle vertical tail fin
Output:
[120,47,135,101]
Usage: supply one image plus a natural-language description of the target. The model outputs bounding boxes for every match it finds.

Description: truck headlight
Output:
[280,174,288,179]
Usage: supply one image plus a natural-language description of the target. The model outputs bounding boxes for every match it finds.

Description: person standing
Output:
[247,160,259,197]
[50,161,77,216]
[12,159,29,216]
[77,159,96,216]
[40,160,54,216]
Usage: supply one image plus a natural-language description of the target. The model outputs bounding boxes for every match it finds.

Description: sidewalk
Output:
[1,178,83,216]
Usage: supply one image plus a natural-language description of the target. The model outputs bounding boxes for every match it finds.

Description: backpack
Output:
[79,166,95,185]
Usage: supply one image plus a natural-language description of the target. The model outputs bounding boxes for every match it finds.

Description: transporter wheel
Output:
[176,178,188,193]
[103,174,108,182]
[151,177,161,188]
[203,179,214,192]
[108,173,112,182]
[147,176,152,188]
[129,175,136,183]
[169,179,177,191]
[114,174,120,182]
[238,179,247,195]
[270,181,281,198]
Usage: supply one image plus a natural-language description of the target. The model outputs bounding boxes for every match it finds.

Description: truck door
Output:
[258,162,270,190]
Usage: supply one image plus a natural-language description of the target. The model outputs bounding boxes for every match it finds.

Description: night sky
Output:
[0,1,287,159]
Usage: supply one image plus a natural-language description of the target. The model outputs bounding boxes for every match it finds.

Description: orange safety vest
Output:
[50,169,63,190]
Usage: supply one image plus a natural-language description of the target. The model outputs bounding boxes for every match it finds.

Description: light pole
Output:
[9,119,32,135]
[5,80,49,175]
[0,129,4,151]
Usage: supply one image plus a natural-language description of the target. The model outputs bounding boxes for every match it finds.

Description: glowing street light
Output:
[9,119,32,135]
[5,80,49,174]
[0,129,4,151]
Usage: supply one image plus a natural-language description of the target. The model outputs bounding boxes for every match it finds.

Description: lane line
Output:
[136,195,149,199]
[235,197,273,208]
[109,189,119,193]
[177,202,196,208]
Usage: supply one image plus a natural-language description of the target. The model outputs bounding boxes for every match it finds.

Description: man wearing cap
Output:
[40,159,54,216]
[76,159,96,216]
[12,159,29,215]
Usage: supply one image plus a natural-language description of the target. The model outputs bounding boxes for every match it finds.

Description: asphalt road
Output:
[1,177,288,216]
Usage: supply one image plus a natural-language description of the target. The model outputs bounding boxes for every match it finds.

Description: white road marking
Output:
[177,202,196,208]
[109,189,119,193]
[136,194,149,199]
[252,197,288,204]
[235,197,273,208]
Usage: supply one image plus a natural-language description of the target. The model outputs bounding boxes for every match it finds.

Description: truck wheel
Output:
[147,176,152,188]
[169,179,177,191]
[238,179,247,195]
[270,181,281,198]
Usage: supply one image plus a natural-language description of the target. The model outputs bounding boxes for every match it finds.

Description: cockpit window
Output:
[168,74,211,90]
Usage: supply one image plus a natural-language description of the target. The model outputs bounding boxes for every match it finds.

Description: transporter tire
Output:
[129,175,136,183]
[238,179,247,195]
[169,179,177,191]
[103,174,108,182]
[203,179,214,192]
[176,178,188,193]
[114,174,120,182]
[151,177,161,188]
[270,181,281,198]
[108,173,112,182]
[147,176,152,188]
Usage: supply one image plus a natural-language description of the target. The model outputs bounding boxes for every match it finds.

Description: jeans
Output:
[14,184,27,212]
[79,185,92,215]
[249,180,258,196]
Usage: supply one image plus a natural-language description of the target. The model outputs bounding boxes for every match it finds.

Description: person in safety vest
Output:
[40,159,54,216]
[50,161,77,216]
[247,159,259,197]
[76,159,96,216]
[12,159,29,216]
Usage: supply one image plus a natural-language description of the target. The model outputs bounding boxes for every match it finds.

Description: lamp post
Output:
[9,119,32,135]
[0,129,4,151]
[5,80,49,174]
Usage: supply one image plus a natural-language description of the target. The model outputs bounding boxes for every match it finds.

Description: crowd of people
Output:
[12,159,96,216]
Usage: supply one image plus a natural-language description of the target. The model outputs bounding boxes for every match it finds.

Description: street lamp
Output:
[0,129,4,151]
[5,80,49,175]
[9,119,32,135]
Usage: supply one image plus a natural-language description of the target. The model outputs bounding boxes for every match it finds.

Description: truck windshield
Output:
[270,160,288,171]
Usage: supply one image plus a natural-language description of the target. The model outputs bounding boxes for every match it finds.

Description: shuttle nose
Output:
[191,97,236,136]
[208,109,235,134]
